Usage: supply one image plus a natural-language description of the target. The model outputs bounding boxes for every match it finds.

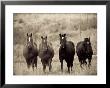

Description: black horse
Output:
[59,33,75,73]
[39,35,54,72]
[76,37,93,68]
[23,33,38,71]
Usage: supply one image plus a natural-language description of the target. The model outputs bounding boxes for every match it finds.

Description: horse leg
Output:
[71,61,73,71]
[85,60,87,65]
[43,64,46,73]
[88,57,92,68]
[68,67,70,73]
[80,58,83,69]
[26,59,30,69]
[32,59,35,71]
[67,63,70,73]
[60,60,63,72]
[78,57,82,68]
[84,56,87,66]
[82,60,85,66]
[27,64,30,69]
[34,57,37,69]
[71,64,73,71]
[41,60,46,72]
[49,59,52,72]
[83,59,87,66]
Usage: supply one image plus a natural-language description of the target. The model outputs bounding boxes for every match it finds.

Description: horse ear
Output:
[59,33,61,37]
[27,33,28,36]
[41,36,43,39]
[64,33,66,36]
[30,33,32,37]
[46,36,47,39]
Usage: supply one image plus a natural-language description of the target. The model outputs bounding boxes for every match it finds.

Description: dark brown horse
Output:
[23,33,38,71]
[59,33,75,73]
[76,37,93,68]
[39,35,54,72]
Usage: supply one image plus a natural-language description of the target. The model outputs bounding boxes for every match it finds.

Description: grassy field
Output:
[13,13,97,75]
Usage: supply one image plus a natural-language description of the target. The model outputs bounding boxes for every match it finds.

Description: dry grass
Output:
[13,13,97,75]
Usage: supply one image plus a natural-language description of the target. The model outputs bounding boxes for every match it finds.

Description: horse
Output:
[38,35,54,72]
[59,33,75,73]
[76,37,93,68]
[23,33,38,71]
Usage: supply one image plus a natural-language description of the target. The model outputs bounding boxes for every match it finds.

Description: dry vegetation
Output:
[13,13,97,75]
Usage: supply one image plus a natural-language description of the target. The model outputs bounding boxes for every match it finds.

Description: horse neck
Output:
[27,42,34,52]
[61,40,67,49]
[83,42,92,52]
[64,40,67,48]
[83,42,87,50]
[42,41,48,50]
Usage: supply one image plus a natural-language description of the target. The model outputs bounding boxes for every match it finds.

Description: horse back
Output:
[66,41,75,53]
[67,41,75,47]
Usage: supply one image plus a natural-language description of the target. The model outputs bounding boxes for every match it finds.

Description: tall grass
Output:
[13,13,97,75]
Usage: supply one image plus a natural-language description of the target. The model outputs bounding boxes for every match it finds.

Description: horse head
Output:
[84,37,92,54]
[41,35,48,51]
[59,33,66,48]
[27,33,33,50]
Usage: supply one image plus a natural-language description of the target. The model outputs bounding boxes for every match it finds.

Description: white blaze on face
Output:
[62,36,64,39]
[87,41,90,44]
[29,37,31,42]
[44,40,46,43]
